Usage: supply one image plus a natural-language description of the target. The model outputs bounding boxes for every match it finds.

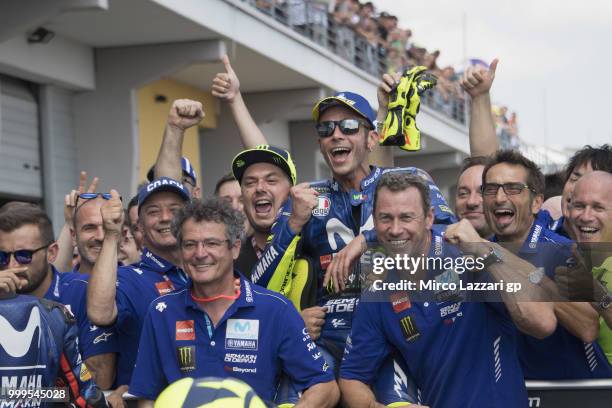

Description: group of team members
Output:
[1,55,611,408]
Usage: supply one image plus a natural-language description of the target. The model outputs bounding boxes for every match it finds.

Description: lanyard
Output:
[203,314,213,338]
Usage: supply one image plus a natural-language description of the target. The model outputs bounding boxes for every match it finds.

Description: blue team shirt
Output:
[43,267,118,360]
[341,228,527,408]
[493,211,612,379]
[114,248,189,385]
[537,210,570,238]
[129,275,333,402]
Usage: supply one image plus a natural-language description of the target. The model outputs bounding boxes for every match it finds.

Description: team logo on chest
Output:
[399,316,420,343]
[176,346,196,372]
[225,319,259,350]
[155,280,175,295]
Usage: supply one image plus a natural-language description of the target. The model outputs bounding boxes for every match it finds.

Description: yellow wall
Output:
[136,79,217,184]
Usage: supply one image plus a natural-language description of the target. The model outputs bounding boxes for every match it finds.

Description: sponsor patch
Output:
[176,320,195,341]
[312,195,331,217]
[155,302,167,312]
[155,281,174,295]
[177,346,196,372]
[226,319,259,350]
[224,354,257,364]
[390,292,411,313]
[319,254,333,270]
[399,316,420,342]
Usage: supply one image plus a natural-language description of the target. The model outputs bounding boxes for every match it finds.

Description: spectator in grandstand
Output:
[0,293,109,407]
[129,198,339,407]
[339,172,556,407]
[545,144,612,239]
[482,150,611,379]
[333,0,360,26]
[0,203,118,390]
[566,171,612,365]
[87,100,203,394]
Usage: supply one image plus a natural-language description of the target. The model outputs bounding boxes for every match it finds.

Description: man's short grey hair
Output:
[374,171,431,214]
[171,198,245,246]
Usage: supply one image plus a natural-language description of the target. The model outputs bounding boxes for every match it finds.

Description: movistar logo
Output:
[234,321,251,332]
[0,306,41,358]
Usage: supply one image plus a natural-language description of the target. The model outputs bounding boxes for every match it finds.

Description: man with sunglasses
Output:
[0,203,118,391]
[482,150,612,379]
[87,178,190,394]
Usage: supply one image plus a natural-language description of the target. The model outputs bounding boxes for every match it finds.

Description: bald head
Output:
[569,171,612,243]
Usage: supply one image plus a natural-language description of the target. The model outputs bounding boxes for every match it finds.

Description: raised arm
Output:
[212,55,268,148]
[460,59,499,157]
[154,99,204,181]
[87,189,123,326]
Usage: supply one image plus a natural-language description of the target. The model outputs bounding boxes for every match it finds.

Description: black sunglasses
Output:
[0,243,52,267]
[315,119,371,138]
[481,183,535,196]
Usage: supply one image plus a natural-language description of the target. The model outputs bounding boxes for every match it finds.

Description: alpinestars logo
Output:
[0,306,41,358]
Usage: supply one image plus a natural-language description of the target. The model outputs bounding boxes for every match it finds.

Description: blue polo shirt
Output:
[493,212,612,379]
[44,267,118,360]
[114,248,189,386]
[341,228,527,408]
[129,275,333,402]
[537,209,570,238]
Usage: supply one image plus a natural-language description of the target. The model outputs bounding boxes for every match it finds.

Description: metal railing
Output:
[241,0,467,125]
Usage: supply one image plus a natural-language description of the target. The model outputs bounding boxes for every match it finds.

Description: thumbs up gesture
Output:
[212,55,241,103]
[460,58,499,98]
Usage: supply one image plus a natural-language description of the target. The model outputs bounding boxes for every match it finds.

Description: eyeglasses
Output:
[181,239,230,252]
[315,119,371,138]
[0,243,51,267]
[481,183,535,196]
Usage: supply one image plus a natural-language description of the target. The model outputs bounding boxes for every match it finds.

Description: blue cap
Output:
[312,91,376,127]
[146,157,197,186]
[138,177,190,213]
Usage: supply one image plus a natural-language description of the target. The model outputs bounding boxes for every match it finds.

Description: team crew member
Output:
[339,172,556,408]
[87,180,190,388]
[566,171,612,364]
[543,144,612,238]
[0,203,117,390]
[0,293,108,408]
[455,156,492,238]
[482,150,612,379]
[129,198,339,406]
[148,156,200,199]
[231,145,296,280]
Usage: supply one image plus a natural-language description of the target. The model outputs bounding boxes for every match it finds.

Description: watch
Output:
[480,246,503,269]
[528,267,545,285]
[599,293,612,310]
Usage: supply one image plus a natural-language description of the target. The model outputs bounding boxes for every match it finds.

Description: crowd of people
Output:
[1,52,611,408]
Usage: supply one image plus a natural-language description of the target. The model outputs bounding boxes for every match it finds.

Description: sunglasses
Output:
[315,119,371,138]
[0,243,51,267]
[481,183,535,196]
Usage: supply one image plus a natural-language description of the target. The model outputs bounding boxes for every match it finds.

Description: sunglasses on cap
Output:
[0,243,52,267]
[315,119,372,138]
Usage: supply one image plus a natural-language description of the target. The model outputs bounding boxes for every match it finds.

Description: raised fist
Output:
[167,99,204,131]
[287,183,319,234]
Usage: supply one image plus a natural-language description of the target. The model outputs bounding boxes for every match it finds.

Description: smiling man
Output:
[129,198,339,407]
[482,150,612,379]
[87,179,191,391]
[455,156,492,238]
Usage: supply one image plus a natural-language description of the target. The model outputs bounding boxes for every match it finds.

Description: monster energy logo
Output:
[176,346,195,372]
[399,316,420,342]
